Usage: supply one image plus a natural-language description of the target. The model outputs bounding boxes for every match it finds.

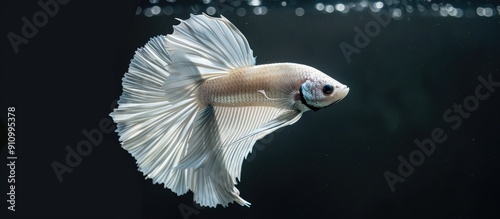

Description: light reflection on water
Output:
[136,1,499,19]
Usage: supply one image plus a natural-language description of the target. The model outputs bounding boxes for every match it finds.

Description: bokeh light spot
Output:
[295,7,305,16]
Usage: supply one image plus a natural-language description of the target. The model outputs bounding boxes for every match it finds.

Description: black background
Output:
[2,0,500,218]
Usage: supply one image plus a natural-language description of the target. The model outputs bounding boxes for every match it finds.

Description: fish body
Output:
[199,63,348,111]
[110,14,349,208]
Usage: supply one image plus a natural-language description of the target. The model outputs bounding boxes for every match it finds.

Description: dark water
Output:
[1,0,499,218]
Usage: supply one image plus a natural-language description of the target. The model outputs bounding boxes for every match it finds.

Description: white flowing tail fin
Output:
[111,35,201,195]
[110,14,256,207]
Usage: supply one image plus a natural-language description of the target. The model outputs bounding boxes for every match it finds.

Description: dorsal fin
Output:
[162,14,256,94]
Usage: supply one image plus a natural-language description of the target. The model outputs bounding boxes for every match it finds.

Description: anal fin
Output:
[175,106,302,207]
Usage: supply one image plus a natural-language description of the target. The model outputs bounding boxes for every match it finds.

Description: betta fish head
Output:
[298,69,349,112]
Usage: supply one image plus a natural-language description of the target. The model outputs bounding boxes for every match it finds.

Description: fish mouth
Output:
[333,85,349,104]
[338,86,349,99]
[332,86,349,105]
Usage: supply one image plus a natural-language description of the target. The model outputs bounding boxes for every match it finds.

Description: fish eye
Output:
[322,84,334,95]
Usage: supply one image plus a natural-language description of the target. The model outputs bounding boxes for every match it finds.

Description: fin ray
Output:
[111,14,265,208]
[175,106,302,207]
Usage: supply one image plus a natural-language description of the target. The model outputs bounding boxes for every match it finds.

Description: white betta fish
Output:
[110,14,349,207]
